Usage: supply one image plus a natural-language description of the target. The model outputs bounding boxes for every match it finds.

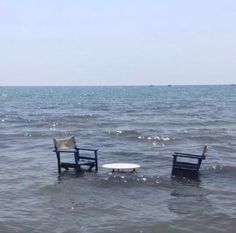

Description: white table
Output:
[102,163,140,173]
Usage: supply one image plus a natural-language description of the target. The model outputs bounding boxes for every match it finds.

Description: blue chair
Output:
[171,145,208,176]
[53,136,98,174]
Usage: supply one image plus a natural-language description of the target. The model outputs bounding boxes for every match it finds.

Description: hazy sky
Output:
[0,0,235,86]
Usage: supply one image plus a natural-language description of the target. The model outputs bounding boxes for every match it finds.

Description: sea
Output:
[0,85,236,233]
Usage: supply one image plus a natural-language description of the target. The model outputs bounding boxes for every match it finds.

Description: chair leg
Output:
[74,152,80,174]
[95,150,98,172]
[171,168,175,176]
[171,157,176,176]
[88,165,93,172]
[56,152,61,174]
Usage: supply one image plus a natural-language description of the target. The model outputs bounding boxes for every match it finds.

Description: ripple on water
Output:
[0,86,236,232]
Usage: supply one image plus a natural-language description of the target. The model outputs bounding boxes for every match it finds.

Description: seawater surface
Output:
[0,86,236,233]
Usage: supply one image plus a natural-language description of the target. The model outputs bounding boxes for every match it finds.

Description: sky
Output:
[0,0,235,86]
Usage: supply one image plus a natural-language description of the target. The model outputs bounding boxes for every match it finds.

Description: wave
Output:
[203,164,236,178]
[105,130,175,143]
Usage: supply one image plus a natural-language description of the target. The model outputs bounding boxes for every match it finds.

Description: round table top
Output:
[102,163,140,170]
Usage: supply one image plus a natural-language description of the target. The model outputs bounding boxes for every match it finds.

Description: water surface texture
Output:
[0,86,236,233]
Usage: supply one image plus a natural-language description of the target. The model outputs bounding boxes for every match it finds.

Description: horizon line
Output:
[0,84,235,87]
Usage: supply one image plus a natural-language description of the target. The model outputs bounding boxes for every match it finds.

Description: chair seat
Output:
[173,161,200,171]
[78,160,96,166]
[61,160,95,169]
[61,162,77,169]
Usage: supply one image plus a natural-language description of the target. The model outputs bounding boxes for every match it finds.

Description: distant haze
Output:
[0,0,235,86]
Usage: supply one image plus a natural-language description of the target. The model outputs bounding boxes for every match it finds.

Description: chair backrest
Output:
[202,144,208,156]
[53,136,76,150]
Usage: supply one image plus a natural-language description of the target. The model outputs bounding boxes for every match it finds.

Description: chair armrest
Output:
[76,147,98,152]
[172,152,204,159]
[53,149,76,153]
[79,156,96,160]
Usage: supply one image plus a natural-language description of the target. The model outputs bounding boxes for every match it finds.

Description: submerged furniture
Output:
[171,145,208,176]
[102,163,140,173]
[53,136,98,174]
